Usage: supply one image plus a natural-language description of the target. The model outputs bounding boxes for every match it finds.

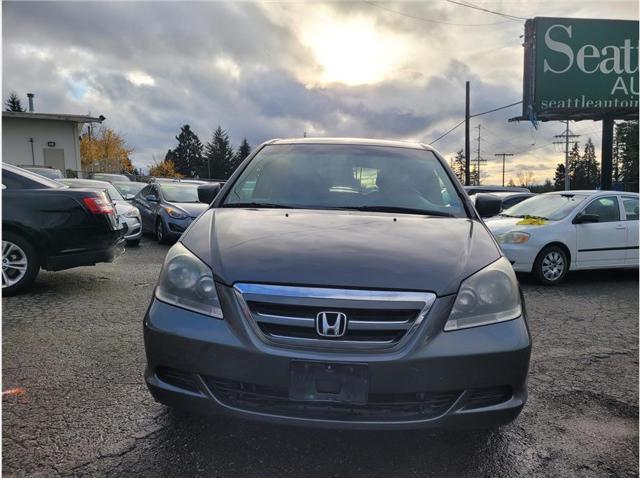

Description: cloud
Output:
[2,1,637,180]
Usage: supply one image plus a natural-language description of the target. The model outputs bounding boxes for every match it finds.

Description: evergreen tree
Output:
[616,120,639,192]
[172,125,204,177]
[582,138,600,189]
[449,149,465,183]
[553,164,566,190]
[235,138,252,163]
[568,142,589,189]
[5,92,25,112]
[204,126,235,179]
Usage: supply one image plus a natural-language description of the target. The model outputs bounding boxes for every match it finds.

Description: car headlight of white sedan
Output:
[122,207,140,218]
[496,231,530,244]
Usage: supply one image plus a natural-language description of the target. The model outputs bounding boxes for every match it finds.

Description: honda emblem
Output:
[316,311,348,337]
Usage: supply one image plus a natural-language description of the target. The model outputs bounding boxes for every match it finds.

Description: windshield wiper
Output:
[222,202,298,209]
[335,205,454,217]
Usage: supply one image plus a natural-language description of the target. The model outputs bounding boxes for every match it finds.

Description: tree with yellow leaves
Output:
[148,159,183,178]
[80,126,134,173]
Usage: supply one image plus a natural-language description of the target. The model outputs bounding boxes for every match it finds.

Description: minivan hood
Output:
[167,202,209,218]
[183,209,501,296]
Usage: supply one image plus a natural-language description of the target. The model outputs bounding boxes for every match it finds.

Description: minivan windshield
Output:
[223,144,466,217]
[501,193,588,221]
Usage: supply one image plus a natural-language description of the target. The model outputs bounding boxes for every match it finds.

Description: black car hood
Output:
[183,209,501,296]
[167,202,209,218]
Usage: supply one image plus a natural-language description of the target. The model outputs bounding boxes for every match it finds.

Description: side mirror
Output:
[124,193,135,200]
[474,193,502,218]
[573,213,599,224]
[198,183,221,204]
[145,194,159,202]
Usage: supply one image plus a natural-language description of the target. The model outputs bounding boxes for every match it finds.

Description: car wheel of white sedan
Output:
[534,245,568,285]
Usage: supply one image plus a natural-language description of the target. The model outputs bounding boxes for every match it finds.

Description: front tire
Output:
[126,238,141,247]
[156,218,170,245]
[2,232,40,296]
[533,245,568,285]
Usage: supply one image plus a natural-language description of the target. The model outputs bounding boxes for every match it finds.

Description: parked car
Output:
[148,177,180,184]
[88,173,131,183]
[111,181,146,200]
[19,165,64,180]
[464,185,530,195]
[2,164,124,295]
[144,138,531,430]
[486,190,639,285]
[59,179,143,246]
[132,182,209,244]
[471,192,536,217]
[148,178,209,185]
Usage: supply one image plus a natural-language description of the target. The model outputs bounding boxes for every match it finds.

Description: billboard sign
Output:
[521,17,639,121]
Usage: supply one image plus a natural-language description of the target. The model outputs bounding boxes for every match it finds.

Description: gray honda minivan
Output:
[144,138,531,430]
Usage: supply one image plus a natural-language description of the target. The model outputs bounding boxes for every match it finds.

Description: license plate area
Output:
[289,361,369,405]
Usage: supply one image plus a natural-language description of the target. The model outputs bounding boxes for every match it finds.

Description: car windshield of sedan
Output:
[113,181,145,196]
[223,144,466,217]
[501,194,588,221]
[161,185,200,203]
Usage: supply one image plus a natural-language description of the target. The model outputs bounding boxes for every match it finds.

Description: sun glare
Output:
[302,14,407,86]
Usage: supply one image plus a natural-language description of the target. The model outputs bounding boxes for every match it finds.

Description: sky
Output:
[2,1,638,183]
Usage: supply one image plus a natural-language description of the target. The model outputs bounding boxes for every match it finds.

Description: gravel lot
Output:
[3,240,638,477]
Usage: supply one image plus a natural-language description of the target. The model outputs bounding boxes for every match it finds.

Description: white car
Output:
[485,190,639,285]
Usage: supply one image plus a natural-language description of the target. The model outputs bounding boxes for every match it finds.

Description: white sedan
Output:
[485,190,639,285]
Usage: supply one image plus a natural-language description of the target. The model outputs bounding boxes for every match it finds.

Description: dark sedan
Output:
[2,164,124,295]
[132,182,209,244]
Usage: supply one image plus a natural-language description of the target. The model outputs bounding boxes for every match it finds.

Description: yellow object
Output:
[516,216,547,226]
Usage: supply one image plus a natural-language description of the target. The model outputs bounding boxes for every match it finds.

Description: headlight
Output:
[496,231,530,244]
[155,242,223,318]
[164,207,189,219]
[122,208,139,218]
[445,257,521,331]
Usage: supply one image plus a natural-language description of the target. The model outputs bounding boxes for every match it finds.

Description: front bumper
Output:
[122,216,142,241]
[498,243,540,273]
[163,216,195,240]
[144,287,531,430]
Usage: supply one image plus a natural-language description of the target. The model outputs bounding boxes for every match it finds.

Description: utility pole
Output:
[464,81,470,186]
[474,124,487,186]
[494,153,514,187]
[553,121,580,191]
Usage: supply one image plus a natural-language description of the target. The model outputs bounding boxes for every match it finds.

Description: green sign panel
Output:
[522,17,639,121]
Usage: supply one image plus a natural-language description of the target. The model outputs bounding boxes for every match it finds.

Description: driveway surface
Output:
[3,240,638,477]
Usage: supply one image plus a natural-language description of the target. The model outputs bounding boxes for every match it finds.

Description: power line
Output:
[363,1,513,26]
[443,0,527,21]
[470,101,523,118]
[427,101,522,144]
[429,119,466,145]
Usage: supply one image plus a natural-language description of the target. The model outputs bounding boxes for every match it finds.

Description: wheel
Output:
[533,245,569,285]
[2,232,40,296]
[126,238,141,247]
[155,219,170,245]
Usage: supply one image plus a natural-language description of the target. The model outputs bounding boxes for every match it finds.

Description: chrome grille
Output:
[234,284,436,350]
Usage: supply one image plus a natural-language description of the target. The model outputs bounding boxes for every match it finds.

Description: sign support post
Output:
[601,118,614,190]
